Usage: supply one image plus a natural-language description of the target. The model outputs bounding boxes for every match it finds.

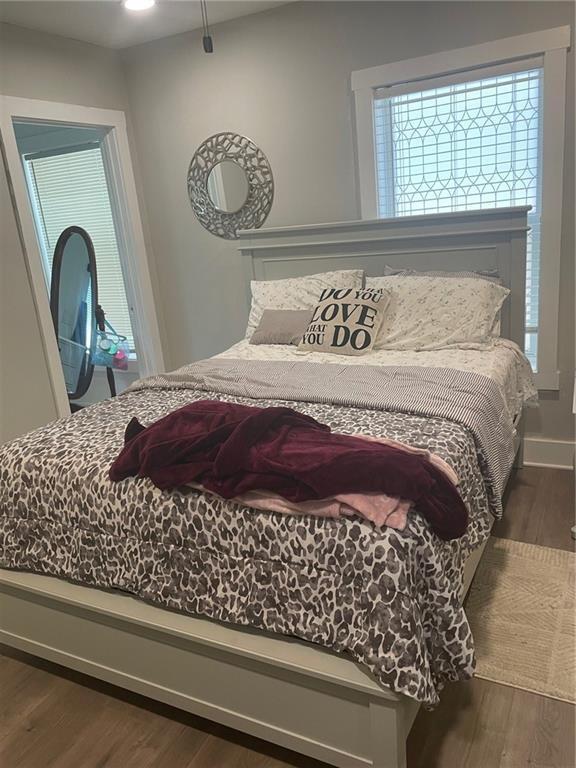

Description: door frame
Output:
[0,95,165,418]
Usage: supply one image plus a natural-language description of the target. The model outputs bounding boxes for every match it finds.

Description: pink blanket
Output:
[189,433,458,531]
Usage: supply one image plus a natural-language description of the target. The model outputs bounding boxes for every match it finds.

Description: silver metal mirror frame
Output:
[187,132,274,240]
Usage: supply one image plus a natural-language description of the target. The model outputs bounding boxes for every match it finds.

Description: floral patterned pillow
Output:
[380,267,504,335]
[298,287,389,356]
[245,269,364,338]
[366,275,509,350]
[382,265,501,282]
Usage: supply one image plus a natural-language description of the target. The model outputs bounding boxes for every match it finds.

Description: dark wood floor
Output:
[1,467,574,768]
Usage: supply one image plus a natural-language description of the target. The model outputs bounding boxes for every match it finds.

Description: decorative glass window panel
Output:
[24,146,136,352]
[373,67,542,369]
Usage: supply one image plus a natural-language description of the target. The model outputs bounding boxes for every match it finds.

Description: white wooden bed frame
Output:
[1,207,529,768]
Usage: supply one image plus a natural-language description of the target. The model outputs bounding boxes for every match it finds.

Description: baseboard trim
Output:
[523,437,575,470]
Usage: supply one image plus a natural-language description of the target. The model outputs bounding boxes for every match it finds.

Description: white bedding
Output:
[216,337,537,422]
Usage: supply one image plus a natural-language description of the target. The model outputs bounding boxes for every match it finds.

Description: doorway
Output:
[13,120,139,405]
[0,96,164,415]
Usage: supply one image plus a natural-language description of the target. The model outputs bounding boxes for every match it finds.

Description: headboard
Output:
[238,207,529,348]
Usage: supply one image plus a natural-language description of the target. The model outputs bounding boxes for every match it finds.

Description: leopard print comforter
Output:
[0,382,495,705]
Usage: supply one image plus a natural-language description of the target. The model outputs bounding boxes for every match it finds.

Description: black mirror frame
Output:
[49,225,98,402]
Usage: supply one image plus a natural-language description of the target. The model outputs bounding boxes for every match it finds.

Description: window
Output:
[373,66,542,368]
[23,144,136,352]
[352,26,569,389]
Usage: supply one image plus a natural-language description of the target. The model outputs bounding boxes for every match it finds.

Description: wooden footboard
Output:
[0,569,420,768]
[0,534,489,768]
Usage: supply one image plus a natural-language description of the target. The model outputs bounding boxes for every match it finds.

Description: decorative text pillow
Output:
[298,287,389,356]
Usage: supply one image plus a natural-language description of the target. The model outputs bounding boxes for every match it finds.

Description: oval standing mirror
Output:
[49,226,97,403]
[206,160,249,213]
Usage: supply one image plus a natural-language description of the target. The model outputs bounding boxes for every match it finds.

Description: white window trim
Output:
[0,95,165,417]
[352,26,571,391]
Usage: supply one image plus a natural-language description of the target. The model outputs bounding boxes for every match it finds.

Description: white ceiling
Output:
[0,0,289,49]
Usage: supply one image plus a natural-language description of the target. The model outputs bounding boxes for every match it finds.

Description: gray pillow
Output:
[249,309,313,346]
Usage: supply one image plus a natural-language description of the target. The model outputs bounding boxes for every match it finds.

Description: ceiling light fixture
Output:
[123,0,155,11]
[200,0,213,53]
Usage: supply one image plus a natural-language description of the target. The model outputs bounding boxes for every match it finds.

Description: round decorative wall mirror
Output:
[207,160,250,213]
[187,132,274,240]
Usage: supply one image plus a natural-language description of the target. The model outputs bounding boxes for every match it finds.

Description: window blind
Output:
[373,67,542,368]
[25,146,136,351]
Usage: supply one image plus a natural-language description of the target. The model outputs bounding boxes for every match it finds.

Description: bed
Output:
[0,207,533,768]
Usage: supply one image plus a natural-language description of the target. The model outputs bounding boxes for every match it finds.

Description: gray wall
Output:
[121,1,574,441]
[0,154,58,442]
[1,5,574,443]
[0,23,127,109]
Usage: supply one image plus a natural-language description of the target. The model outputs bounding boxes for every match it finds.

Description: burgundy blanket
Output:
[110,400,467,540]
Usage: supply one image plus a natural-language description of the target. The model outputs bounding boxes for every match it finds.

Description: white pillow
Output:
[382,265,501,282]
[245,269,364,338]
[366,275,509,350]
[380,268,504,336]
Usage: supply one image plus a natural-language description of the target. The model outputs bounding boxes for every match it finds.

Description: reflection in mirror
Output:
[207,160,249,213]
[50,227,97,402]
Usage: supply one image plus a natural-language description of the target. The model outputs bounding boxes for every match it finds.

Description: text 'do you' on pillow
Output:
[298,287,390,356]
